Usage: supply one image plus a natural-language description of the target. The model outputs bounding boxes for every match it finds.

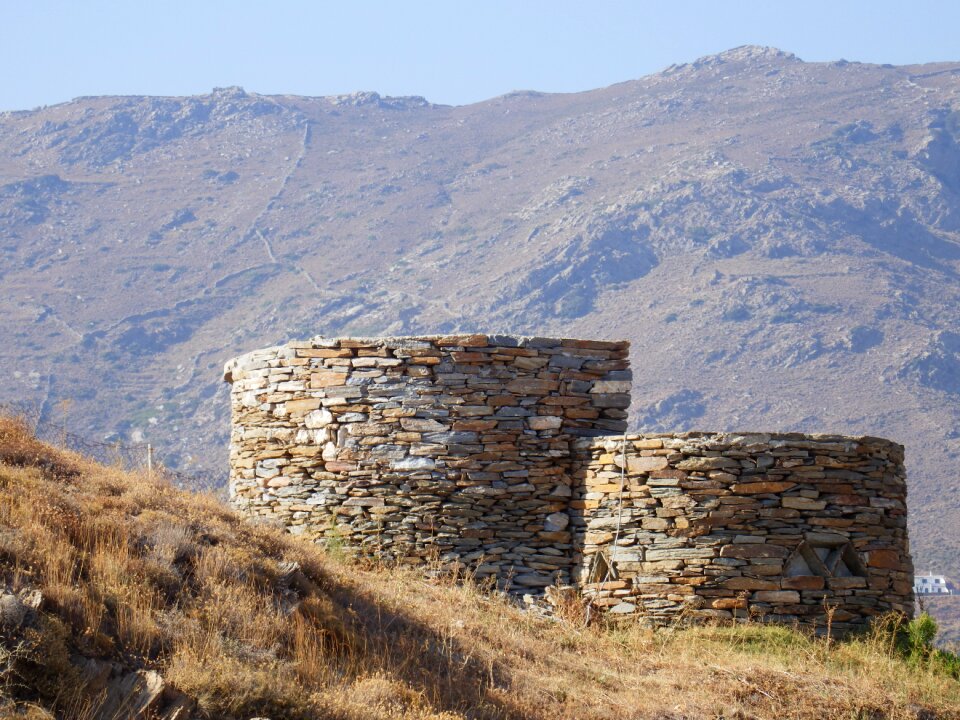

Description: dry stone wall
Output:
[224,334,630,589]
[225,334,913,630]
[572,433,913,631]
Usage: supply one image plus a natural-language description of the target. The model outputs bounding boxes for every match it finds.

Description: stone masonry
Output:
[225,334,913,629]
[571,433,913,632]
[225,334,630,589]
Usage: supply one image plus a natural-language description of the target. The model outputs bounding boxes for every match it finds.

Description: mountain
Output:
[2,45,960,588]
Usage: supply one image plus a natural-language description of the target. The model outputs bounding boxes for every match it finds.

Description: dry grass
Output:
[0,414,957,719]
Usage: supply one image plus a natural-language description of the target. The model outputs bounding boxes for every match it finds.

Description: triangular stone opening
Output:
[586,551,617,583]
[784,551,814,576]
[784,542,830,577]
[840,543,868,576]
[784,540,865,578]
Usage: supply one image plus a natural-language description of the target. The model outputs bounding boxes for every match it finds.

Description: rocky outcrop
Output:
[0,587,194,719]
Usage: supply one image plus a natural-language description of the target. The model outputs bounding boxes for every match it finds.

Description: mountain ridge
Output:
[9,44,960,116]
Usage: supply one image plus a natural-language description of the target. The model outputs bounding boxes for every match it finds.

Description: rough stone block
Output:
[752,590,801,604]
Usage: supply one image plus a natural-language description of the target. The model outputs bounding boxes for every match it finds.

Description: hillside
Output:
[0,416,957,719]
[2,45,960,602]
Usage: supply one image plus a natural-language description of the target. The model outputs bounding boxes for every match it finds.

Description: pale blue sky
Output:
[3,0,959,111]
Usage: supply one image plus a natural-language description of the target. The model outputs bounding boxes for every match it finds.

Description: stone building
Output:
[224,334,914,631]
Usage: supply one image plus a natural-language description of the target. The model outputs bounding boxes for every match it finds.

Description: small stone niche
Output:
[784,539,869,579]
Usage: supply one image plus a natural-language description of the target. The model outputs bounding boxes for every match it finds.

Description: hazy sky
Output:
[4,0,959,111]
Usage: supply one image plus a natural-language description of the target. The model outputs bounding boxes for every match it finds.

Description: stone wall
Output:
[225,334,914,630]
[224,334,630,589]
[571,433,913,631]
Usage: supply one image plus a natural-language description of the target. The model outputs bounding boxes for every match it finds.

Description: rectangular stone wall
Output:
[570,432,913,631]
[225,335,630,590]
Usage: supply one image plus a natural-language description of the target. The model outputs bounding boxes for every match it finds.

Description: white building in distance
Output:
[914,574,955,595]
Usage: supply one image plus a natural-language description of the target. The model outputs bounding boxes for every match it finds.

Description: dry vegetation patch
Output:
[0,416,956,719]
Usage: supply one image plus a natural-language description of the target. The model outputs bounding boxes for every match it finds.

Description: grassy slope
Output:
[0,416,957,720]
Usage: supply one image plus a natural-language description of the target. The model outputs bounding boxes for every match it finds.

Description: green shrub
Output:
[898,612,960,678]
[904,612,939,662]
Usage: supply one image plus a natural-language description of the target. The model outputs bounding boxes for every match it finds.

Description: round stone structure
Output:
[224,334,913,630]
[571,432,913,631]
[224,334,632,589]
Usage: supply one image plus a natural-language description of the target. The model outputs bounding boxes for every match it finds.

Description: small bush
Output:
[908,613,960,680]
[904,612,940,663]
